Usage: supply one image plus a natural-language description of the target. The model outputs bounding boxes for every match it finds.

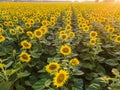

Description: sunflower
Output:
[21,40,32,49]
[0,24,3,29]
[29,19,34,25]
[50,16,56,22]
[115,36,120,43]
[8,21,14,27]
[22,17,27,22]
[9,29,16,35]
[26,31,34,39]
[60,33,68,41]
[82,23,87,28]
[65,24,71,30]
[19,52,31,63]
[60,30,65,35]
[53,70,69,88]
[36,18,40,23]
[107,27,115,33]
[42,20,48,26]
[0,35,5,43]
[13,16,18,22]
[69,58,80,66]
[104,25,110,31]
[90,38,96,46]
[17,26,24,34]
[78,23,83,29]
[4,21,9,26]
[90,31,98,38]
[110,34,117,40]
[40,26,48,34]
[82,26,89,32]
[45,62,60,73]
[34,29,43,38]
[69,31,75,38]
[25,22,31,29]
[60,45,71,56]
[50,21,55,27]
[89,25,93,30]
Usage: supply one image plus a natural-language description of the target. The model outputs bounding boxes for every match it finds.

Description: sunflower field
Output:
[0,2,120,90]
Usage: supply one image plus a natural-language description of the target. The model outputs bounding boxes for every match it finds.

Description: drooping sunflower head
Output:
[19,52,31,63]
[0,35,5,43]
[82,26,89,32]
[9,29,16,35]
[34,29,43,38]
[69,31,75,38]
[45,62,60,73]
[69,58,80,66]
[60,45,71,56]
[53,69,69,88]
[17,26,24,34]
[21,40,32,49]
[26,31,34,39]
[110,34,117,41]
[104,25,110,31]
[115,36,120,43]
[0,24,3,29]
[40,26,48,34]
[90,31,98,38]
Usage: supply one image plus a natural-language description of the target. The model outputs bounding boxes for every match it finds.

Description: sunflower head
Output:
[90,31,98,38]
[53,70,69,88]
[17,26,24,34]
[0,24,3,29]
[26,31,34,39]
[19,52,31,63]
[21,40,32,49]
[82,26,89,32]
[45,62,60,73]
[60,33,68,41]
[60,45,72,56]
[40,26,48,34]
[69,58,80,66]
[90,38,96,46]
[25,22,31,29]
[115,36,120,43]
[9,29,16,35]
[69,31,75,38]
[65,24,71,31]
[34,29,43,38]
[0,35,5,43]
[107,27,115,33]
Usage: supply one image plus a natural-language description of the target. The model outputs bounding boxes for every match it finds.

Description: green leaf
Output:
[17,71,30,79]
[45,79,52,87]
[15,84,25,90]
[6,61,14,69]
[112,68,120,77]
[87,83,101,90]
[72,70,84,76]
[0,81,12,90]
[95,65,106,75]
[30,51,41,58]
[32,78,47,90]
[105,59,119,66]
[73,78,83,90]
